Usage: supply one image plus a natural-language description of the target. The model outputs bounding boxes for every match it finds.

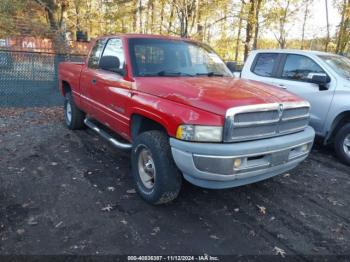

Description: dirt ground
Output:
[0,107,349,258]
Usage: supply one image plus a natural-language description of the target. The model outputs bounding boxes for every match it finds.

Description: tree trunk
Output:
[235,1,245,62]
[244,0,255,61]
[301,0,310,50]
[278,0,290,49]
[325,0,330,52]
[168,2,175,34]
[138,0,143,33]
[159,0,165,34]
[33,0,69,52]
[150,0,155,33]
[252,0,262,50]
[336,0,347,53]
[132,0,138,32]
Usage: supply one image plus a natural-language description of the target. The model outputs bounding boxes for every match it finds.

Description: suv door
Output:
[274,54,334,134]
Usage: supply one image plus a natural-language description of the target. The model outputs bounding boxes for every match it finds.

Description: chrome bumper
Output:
[170,126,315,189]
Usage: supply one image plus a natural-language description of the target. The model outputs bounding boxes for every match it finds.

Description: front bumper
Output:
[170,126,315,189]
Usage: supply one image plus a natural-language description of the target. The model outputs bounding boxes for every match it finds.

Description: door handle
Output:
[278,84,287,89]
[91,79,97,85]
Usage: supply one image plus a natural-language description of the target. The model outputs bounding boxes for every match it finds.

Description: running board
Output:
[84,118,132,150]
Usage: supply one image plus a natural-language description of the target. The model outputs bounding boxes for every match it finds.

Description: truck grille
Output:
[223,102,310,142]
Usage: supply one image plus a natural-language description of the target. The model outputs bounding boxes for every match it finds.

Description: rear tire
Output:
[64,92,85,130]
[131,131,182,205]
[334,123,350,166]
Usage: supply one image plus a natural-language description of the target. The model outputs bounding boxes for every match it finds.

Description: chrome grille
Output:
[224,102,310,142]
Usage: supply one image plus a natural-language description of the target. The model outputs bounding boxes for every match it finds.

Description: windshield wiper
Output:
[196,72,224,77]
[156,70,194,77]
[139,71,194,77]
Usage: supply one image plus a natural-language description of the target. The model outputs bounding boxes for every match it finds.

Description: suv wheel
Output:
[131,130,182,205]
[64,92,85,130]
[334,123,350,166]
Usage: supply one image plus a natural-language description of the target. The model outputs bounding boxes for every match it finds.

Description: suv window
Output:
[101,38,125,70]
[252,53,279,77]
[87,39,107,69]
[282,54,325,81]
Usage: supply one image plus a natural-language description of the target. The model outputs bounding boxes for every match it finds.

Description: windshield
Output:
[318,55,350,79]
[128,38,232,77]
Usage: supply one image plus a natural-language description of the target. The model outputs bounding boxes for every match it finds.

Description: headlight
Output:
[176,125,223,142]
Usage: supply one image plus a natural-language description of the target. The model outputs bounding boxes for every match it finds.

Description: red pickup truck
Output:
[58,34,315,204]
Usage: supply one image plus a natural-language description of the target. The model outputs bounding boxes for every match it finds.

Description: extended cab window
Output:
[282,54,325,81]
[87,39,107,69]
[101,38,125,71]
[252,53,278,77]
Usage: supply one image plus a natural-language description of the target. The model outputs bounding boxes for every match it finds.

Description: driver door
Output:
[92,38,132,139]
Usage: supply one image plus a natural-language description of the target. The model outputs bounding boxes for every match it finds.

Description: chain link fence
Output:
[0,50,85,107]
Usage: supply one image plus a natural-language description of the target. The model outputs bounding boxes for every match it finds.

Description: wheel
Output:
[131,130,182,205]
[64,92,85,130]
[334,123,350,166]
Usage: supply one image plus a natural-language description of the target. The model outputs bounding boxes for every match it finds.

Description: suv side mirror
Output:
[99,55,124,75]
[308,73,331,90]
[226,61,236,73]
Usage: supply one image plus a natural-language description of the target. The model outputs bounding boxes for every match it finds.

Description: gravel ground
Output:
[0,107,349,259]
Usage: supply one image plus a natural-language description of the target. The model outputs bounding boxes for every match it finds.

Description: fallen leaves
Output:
[120,219,128,225]
[273,246,286,257]
[27,217,38,226]
[107,186,115,192]
[55,221,63,228]
[126,189,136,194]
[151,227,160,235]
[16,229,25,235]
[256,205,266,215]
[101,204,113,212]
[0,107,64,134]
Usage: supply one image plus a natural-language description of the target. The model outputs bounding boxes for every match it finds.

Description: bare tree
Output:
[301,0,312,49]
[252,0,263,50]
[244,0,255,61]
[174,0,196,38]
[336,0,350,54]
[235,0,245,62]
[32,0,69,51]
[324,0,330,51]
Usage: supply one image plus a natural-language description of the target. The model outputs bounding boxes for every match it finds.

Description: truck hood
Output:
[135,77,302,116]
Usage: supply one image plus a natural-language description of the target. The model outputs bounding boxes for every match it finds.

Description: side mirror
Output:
[99,55,124,75]
[226,61,236,73]
[308,73,331,90]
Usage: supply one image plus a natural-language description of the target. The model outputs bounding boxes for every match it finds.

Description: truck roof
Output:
[95,33,196,42]
[250,49,338,57]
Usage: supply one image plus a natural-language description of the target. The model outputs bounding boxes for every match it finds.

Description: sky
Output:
[262,0,341,40]
[287,0,341,40]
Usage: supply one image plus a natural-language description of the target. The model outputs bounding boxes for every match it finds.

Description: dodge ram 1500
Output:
[58,34,315,204]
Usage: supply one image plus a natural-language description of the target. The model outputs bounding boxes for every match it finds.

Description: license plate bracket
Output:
[271,150,290,166]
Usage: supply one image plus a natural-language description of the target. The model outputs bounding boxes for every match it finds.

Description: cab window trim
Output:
[250,52,283,77]
[276,53,331,83]
[98,37,126,76]
[87,38,107,69]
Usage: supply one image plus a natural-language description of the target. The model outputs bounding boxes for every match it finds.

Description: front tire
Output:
[334,123,350,166]
[64,92,85,130]
[131,131,182,205]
